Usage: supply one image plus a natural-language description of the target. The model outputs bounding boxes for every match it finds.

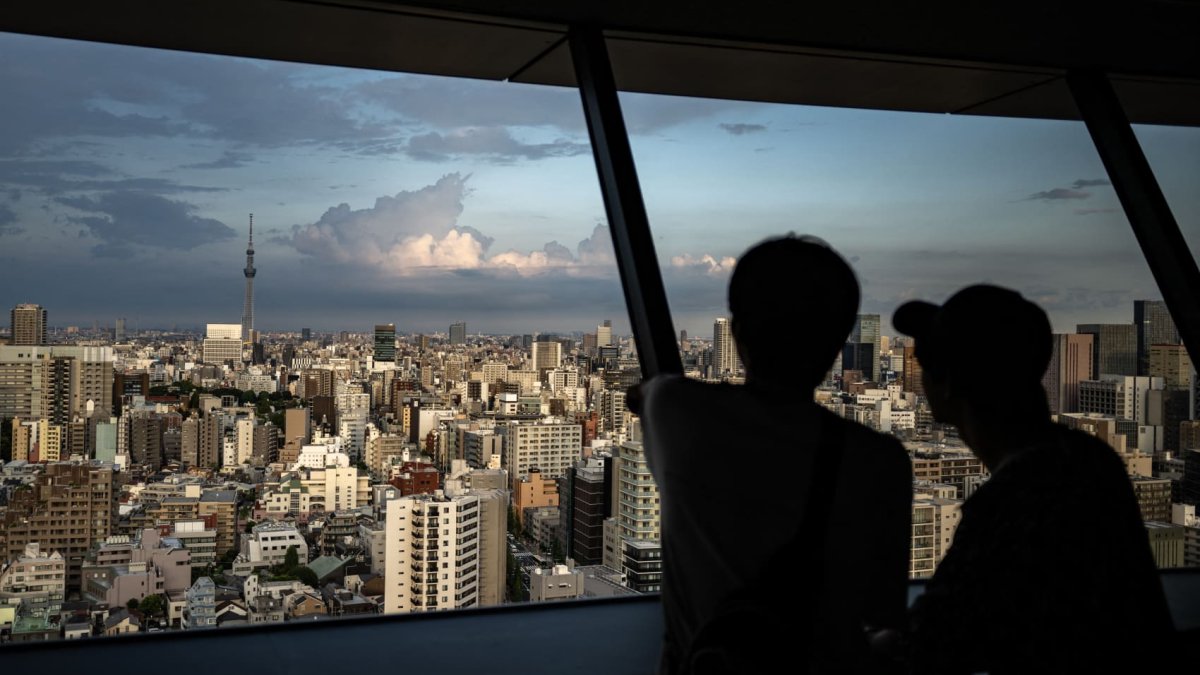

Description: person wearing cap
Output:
[636,235,913,674]
[893,285,1174,674]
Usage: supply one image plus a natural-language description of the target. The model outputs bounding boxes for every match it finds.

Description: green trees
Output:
[139,594,165,617]
[283,545,299,570]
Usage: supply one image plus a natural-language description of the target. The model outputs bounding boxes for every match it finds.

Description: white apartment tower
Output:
[505,419,583,482]
[384,492,484,614]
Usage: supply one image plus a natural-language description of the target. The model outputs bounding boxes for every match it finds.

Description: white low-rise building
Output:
[241,522,308,566]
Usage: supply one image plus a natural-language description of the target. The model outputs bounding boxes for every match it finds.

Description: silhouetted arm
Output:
[864,438,913,633]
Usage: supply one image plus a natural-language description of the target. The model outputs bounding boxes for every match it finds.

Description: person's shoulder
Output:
[642,374,732,409]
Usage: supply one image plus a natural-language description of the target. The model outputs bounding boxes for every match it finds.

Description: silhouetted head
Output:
[893,284,1052,425]
[729,235,860,389]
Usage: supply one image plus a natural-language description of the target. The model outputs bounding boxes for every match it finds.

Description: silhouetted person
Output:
[638,236,912,674]
[893,285,1174,674]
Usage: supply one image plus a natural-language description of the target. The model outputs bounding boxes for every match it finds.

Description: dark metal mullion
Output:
[1067,70,1200,366]
[569,26,683,378]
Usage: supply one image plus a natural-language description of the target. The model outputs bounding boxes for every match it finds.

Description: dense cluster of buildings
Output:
[1,296,1196,643]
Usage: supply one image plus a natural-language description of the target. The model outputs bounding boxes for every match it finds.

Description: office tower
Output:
[202,324,243,364]
[11,303,47,346]
[1135,300,1180,375]
[374,323,396,363]
[418,334,431,352]
[596,322,613,348]
[1076,324,1137,377]
[532,340,562,373]
[850,314,882,382]
[567,454,613,566]
[505,419,583,482]
[449,321,466,346]
[301,327,311,341]
[114,318,126,342]
[1042,333,1094,415]
[241,214,256,343]
[2,464,114,590]
[129,412,164,469]
[712,317,741,378]
[1149,344,1192,390]
[521,334,534,351]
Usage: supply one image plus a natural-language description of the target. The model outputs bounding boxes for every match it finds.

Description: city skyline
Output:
[0,33,1197,336]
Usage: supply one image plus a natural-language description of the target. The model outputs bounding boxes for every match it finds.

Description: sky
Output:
[0,32,1196,337]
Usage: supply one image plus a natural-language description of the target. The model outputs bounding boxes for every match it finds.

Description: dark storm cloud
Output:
[0,203,18,235]
[403,127,589,162]
[719,123,767,135]
[1027,188,1090,201]
[181,151,254,170]
[0,159,227,196]
[1071,179,1111,189]
[0,33,392,155]
[56,191,236,256]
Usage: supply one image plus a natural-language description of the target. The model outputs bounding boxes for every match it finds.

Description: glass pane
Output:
[1132,123,1200,267]
[623,91,1190,574]
[0,31,637,636]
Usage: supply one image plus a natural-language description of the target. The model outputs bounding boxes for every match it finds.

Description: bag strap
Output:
[763,408,846,601]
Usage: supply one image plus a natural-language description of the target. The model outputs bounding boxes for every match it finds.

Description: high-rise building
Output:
[532,340,562,373]
[1076,323,1137,377]
[566,454,613,566]
[383,492,486,613]
[374,324,396,364]
[608,423,662,592]
[11,303,47,346]
[1042,333,1094,415]
[712,317,741,379]
[0,345,115,420]
[114,317,126,342]
[201,324,243,364]
[1134,300,1180,376]
[449,321,466,346]
[596,323,613,348]
[505,419,583,482]
[902,343,925,396]
[241,214,256,343]
[1149,344,1192,390]
[301,328,311,341]
[2,464,114,589]
[850,314,882,382]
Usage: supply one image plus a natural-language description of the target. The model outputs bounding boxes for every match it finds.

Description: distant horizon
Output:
[1,32,1196,338]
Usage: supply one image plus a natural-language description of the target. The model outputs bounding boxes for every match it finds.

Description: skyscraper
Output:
[114,318,126,342]
[374,324,396,364]
[1042,333,1094,415]
[1076,323,1137,377]
[11,303,47,346]
[241,215,256,344]
[1134,300,1179,376]
[712,317,740,378]
[849,314,882,382]
[449,321,466,346]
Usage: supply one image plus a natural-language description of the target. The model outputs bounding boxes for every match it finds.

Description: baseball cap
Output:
[893,284,1053,384]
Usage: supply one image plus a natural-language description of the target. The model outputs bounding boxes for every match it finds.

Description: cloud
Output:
[56,191,236,255]
[403,127,589,162]
[1026,178,1112,202]
[288,173,470,269]
[719,123,767,135]
[1027,188,1090,201]
[181,151,254,170]
[0,159,227,196]
[0,202,18,235]
[1075,207,1120,216]
[286,175,615,278]
[670,253,737,275]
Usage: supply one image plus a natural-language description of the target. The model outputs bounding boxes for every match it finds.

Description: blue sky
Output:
[0,32,1195,337]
